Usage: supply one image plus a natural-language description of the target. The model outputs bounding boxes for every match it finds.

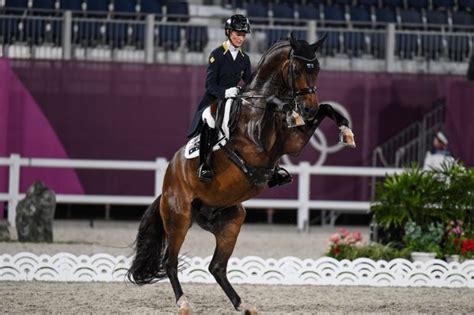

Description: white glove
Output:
[225,87,239,99]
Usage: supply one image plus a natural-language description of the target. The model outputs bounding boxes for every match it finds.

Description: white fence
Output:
[0,154,404,230]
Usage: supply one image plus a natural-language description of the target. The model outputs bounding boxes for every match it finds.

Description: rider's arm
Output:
[205,52,226,99]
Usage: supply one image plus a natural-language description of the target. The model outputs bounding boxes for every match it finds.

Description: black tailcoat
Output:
[187,41,251,138]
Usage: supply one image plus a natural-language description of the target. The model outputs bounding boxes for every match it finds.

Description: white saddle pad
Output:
[184,98,234,159]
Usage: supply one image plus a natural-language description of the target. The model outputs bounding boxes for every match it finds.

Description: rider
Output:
[187,14,292,187]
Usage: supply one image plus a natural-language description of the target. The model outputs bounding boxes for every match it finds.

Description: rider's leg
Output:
[197,122,216,182]
[268,164,293,188]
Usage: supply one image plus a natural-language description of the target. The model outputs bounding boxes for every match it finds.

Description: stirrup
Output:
[198,164,213,182]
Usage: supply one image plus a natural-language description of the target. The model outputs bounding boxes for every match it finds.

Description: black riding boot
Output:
[268,165,293,188]
[197,123,216,182]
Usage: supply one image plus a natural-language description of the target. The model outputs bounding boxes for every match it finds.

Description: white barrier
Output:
[0,154,404,230]
[1,252,473,288]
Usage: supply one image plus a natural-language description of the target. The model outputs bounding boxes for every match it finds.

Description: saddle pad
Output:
[184,98,233,160]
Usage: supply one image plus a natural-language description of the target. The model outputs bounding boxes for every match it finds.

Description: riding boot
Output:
[197,123,215,182]
[268,165,293,188]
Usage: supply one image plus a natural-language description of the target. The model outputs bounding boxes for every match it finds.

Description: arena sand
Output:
[1,220,473,314]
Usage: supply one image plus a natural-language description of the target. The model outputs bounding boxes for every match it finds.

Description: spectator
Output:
[423,130,455,171]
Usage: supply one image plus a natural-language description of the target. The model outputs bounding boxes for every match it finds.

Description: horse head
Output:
[283,32,326,123]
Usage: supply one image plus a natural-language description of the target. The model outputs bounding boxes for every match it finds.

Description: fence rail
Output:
[0,154,404,230]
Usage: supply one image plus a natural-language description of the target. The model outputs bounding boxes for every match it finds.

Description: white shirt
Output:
[423,150,455,171]
[226,40,239,60]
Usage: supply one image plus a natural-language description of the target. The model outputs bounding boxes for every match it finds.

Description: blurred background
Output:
[0,0,472,228]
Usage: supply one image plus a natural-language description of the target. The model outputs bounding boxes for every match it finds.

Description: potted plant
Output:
[443,220,464,263]
[404,221,443,262]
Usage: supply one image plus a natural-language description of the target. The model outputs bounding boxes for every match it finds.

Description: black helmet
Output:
[224,14,251,34]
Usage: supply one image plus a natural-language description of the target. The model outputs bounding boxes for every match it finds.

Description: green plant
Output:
[403,221,444,257]
[371,165,441,230]
[371,163,474,245]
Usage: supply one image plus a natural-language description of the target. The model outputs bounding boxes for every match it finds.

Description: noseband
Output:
[287,50,319,118]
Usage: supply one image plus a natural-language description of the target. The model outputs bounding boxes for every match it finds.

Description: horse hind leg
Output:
[208,204,258,315]
[160,195,193,314]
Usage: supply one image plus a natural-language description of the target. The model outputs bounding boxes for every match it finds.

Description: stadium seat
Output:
[425,10,448,27]
[32,0,56,11]
[432,0,454,9]
[58,0,83,11]
[114,0,136,16]
[86,0,109,14]
[323,5,346,26]
[381,0,402,8]
[406,0,428,9]
[297,4,320,21]
[358,0,378,8]
[106,22,128,47]
[140,0,162,17]
[333,0,353,6]
[246,2,269,24]
[451,10,473,27]
[396,33,419,58]
[272,3,294,25]
[447,34,470,61]
[186,25,208,52]
[350,6,372,27]
[375,7,397,24]
[157,24,180,50]
[5,0,29,9]
[0,17,20,44]
[166,1,189,22]
[319,30,341,55]
[399,8,423,27]
[266,28,290,48]
[458,0,474,10]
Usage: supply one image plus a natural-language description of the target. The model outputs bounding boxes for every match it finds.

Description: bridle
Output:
[240,48,319,118]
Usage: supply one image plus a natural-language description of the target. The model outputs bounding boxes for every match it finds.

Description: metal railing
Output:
[0,12,472,73]
[0,154,404,230]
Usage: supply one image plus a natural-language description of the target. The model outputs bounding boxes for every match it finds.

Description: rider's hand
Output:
[225,87,239,98]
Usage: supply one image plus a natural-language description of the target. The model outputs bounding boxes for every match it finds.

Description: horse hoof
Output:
[238,302,258,315]
[177,295,192,315]
[339,127,356,148]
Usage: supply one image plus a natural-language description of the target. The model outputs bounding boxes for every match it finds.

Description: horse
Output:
[127,33,355,314]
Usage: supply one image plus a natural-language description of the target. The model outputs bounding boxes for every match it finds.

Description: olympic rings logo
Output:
[282,101,353,166]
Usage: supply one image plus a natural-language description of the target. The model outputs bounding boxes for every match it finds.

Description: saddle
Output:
[184,98,241,159]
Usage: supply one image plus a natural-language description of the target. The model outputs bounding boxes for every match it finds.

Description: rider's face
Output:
[229,31,247,48]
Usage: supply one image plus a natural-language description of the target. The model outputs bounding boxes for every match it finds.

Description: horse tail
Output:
[127,195,168,285]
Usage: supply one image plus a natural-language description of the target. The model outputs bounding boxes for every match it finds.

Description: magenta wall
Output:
[3,59,471,205]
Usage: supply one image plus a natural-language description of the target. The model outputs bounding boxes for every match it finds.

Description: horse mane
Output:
[255,40,290,70]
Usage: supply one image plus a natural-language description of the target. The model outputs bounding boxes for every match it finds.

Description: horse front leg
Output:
[318,103,356,148]
[208,204,258,315]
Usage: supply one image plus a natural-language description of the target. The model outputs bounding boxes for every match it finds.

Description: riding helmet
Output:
[225,14,251,35]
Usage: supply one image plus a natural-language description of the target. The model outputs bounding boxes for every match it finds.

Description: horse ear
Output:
[310,33,327,51]
[289,32,298,49]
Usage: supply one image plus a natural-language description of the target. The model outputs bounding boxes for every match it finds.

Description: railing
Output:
[0,12,472,73]
[0,154,404,231]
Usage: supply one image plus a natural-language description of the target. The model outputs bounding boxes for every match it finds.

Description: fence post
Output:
[8,154,21,227]
[154,158,167,197]
[385,23,396,73]
[62,10,72,60]
[145,14,155,64]
[297,162,311,232]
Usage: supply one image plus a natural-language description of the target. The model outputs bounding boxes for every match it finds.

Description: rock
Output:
[16,181,56,242]
[0,221,10,241]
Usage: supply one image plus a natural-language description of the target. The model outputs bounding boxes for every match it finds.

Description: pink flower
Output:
[339,228,350,238]
[329,233,340,244]
[352,231,362,242]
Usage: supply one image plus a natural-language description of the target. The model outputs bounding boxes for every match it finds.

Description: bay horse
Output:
[127,33,355,314]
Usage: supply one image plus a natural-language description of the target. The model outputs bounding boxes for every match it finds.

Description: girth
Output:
[218,144,273,187]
